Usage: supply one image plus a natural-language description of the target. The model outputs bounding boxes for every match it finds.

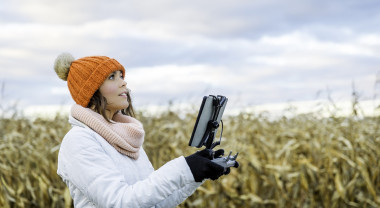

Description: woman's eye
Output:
[109,75,114,80]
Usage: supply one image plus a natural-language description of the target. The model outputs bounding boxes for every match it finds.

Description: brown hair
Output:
[87,90,135,122]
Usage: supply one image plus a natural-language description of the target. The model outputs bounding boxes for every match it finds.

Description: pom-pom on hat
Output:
[54,53,125,107]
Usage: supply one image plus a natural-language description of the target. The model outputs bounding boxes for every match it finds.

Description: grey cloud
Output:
[0,0,379,109]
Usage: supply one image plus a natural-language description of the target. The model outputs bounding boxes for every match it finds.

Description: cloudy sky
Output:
[1,0,379,111]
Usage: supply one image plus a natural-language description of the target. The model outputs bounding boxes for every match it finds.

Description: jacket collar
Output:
[68,115,87,128]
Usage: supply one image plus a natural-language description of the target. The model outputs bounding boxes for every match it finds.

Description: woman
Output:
[54,53,236,207]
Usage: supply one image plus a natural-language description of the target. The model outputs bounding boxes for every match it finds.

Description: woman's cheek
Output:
[100,83,118,95]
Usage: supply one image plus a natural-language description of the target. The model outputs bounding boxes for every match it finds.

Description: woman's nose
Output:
[120,79,127,87]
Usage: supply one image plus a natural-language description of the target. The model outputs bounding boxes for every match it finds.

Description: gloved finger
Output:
[197,149,214,159]
[209,171,224,180]
[224,167,231,175]
[214,149,225,158]
[234,161,240,168]
[207,161,224,180]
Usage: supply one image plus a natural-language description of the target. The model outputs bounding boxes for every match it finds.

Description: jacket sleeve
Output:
[155,182,202,208]
[58,127,201,208]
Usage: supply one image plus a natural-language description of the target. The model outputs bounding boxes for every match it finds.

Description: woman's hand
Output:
[185,149,225,182]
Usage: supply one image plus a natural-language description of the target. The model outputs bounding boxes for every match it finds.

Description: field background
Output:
[0,103,379,208]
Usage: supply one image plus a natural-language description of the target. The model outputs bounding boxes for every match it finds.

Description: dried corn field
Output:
[1,109,379,208]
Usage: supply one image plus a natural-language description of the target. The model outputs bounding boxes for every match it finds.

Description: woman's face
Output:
[99,70,129,114]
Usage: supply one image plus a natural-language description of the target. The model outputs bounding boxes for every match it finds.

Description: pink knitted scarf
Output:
[71,104,145,159]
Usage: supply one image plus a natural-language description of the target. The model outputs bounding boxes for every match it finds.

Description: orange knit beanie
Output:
[54,53,125,107]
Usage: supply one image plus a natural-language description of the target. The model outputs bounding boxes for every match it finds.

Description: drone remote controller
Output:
[212,151,239,171]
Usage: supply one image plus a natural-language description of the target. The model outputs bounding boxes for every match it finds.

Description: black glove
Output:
[185,149,225,182]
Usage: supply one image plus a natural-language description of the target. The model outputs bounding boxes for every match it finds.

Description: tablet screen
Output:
[189,95,227,148]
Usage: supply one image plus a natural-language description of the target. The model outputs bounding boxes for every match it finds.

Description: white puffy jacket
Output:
[57,116,201,208]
